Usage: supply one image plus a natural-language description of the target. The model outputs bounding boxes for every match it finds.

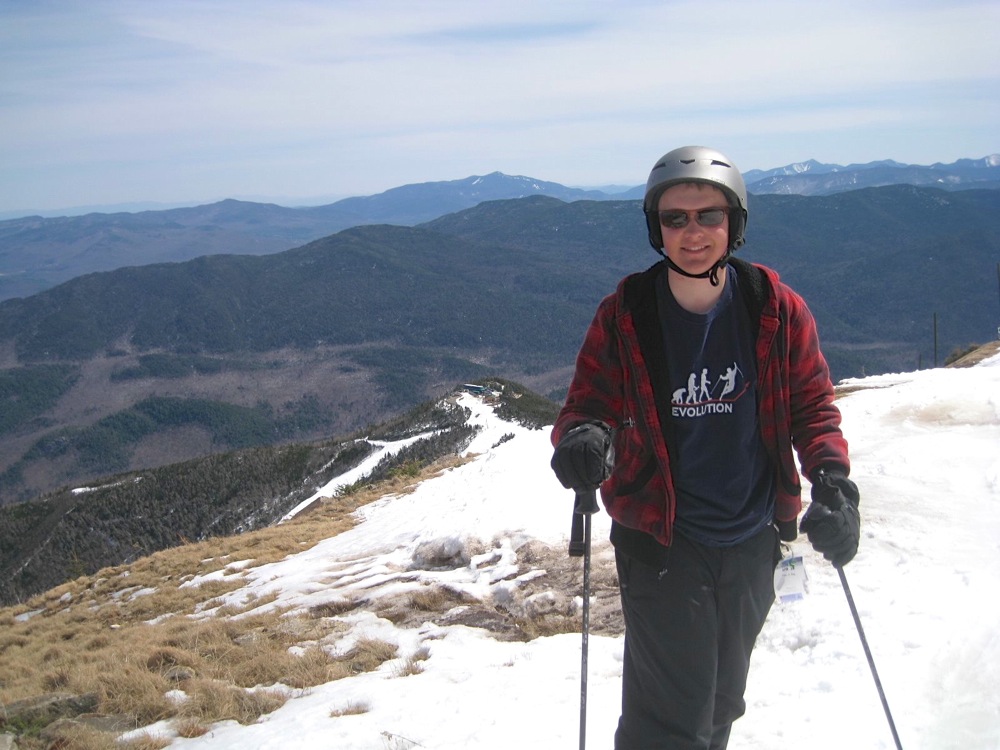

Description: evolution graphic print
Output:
[671,362,750,418]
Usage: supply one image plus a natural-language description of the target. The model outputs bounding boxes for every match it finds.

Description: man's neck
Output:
[667,266,728,314]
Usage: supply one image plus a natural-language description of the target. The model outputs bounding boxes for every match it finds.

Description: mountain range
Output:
[0,173,611,302]
[1,154,999,503]
[1,181,998,506]
[1,156,997,301]
[742,154,1000,195]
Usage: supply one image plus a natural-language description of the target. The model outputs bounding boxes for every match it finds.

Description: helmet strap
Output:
[659,251,731,287]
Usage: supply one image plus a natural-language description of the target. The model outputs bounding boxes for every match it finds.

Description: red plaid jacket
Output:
[552,258,849,548]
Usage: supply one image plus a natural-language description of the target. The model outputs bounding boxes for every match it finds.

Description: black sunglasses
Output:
[658,206,730,230]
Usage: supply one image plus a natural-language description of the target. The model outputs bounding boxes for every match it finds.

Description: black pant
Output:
[614,525,780,750]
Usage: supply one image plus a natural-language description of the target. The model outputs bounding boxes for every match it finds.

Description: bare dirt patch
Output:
[367,538,624,641]
[947,340,1000,368]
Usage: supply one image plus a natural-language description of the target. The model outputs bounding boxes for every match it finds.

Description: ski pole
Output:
[569,488,600,750]
[837,565,903,750]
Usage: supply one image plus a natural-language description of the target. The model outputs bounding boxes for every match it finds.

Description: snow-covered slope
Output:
[131,353,1000,749]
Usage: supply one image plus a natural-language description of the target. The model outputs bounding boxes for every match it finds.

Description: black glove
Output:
[800,468,860,567]
[551,422,613,491]
[776,518,798,543]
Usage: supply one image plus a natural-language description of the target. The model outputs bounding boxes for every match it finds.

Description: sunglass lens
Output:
[659,208,728,229]
[697,208,726,226]
[658,210,688,229]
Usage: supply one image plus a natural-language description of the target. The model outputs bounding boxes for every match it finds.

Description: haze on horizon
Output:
[1,0,998,216]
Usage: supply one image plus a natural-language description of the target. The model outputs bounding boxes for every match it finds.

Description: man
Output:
[550,146,861,749]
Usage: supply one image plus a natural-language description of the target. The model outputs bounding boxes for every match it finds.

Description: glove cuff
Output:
[810,464,848,484]
[811,466,860,509]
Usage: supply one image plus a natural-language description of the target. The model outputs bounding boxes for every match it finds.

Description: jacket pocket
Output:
[615,454,657,498]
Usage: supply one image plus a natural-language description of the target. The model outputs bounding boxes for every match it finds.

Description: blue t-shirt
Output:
[656,266,775,546]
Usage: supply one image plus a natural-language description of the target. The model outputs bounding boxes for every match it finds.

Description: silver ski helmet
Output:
[642,146,748,252]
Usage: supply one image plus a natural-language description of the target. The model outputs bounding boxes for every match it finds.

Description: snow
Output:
[128,353,1000,749]
[279,433,440,523]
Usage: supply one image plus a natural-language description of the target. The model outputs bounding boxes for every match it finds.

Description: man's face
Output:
[656,183,730,277]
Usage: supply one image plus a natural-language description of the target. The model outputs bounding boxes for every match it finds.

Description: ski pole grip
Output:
[575,488,600,515]
[568,489,599,557]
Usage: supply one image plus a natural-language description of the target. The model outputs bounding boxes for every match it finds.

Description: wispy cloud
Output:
[1,0,997,212]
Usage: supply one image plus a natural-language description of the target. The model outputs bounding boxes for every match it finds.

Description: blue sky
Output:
[1,0,998,214]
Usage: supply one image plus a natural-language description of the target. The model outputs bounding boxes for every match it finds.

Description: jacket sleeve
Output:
[552,293,625,446]
[784,289,850,479]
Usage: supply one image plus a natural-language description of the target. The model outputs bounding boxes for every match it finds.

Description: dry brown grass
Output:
[37,727,171,750]
[121,734,173,750]
[514,612,584,640]
[308,597,368,618]
[408,585,467,612]
[946,340,1000,368]
[10,724,171,750]
[176,679,288,725]
[340,637,399,675]
[0,457,471,744]
[330,700,371,717]
[95,660,176,725]
[174,717,211,738]
[396,646,431,677]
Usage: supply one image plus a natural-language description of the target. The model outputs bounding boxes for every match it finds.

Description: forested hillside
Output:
[0,380,558,605]
[1,187,997,504]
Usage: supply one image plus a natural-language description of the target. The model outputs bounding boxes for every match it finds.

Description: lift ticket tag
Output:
[773,555,808,603]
